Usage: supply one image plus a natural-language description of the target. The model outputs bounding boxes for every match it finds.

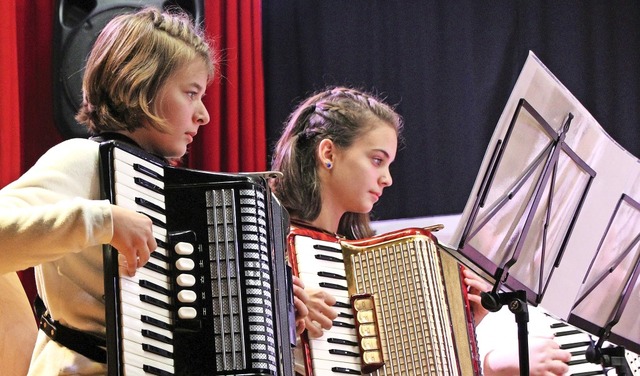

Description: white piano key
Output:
[121,305,172,333]
[154,244,169,259]
[146,256,170,272]
[121,339,174,372]
[565,362,606,375]
[122,272,171,292]
[311,358,361,375]
[310,322,356,337]
[130,263,170,286]
[114,169,164,203]
[297,258,346,275]
[115,191,166,224]
[114,181,165,211]
[113,155,165,184]
[121,313,173,341]
[122,364,148,376]
[122,326,173,357]
[298,274,349,298]
[152,224,167,240]
[309,337,360,356]
[120,289,170,318]
[120,278,170,304]
[296,246,344,262]
[113,148,165,177]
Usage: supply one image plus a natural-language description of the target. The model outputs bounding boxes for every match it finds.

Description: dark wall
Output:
[262,1,640,221]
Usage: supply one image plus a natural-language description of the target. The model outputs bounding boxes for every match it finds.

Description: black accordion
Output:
[99,141,295,376]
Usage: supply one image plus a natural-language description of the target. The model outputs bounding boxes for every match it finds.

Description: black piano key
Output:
[313,244,342,253]
[561,341,592,350]
[140,294,172,310]
[334,301,351,309]
[320,282,348,291]
[156,238,169,249]
[569,371,605,376]
[141,211,166,227]
[144,260,169,275]
[141,315,172,331]
[332,320,355,329]
[140,279,171,296]
[318,271,346,280]
[555,329,582,337]
[568,358,591,366]
[337,312,353,319]
[328,337,358,347]
[135,196,165,215]
[329,349,360,358]
[142,343,173,358]
[143,364,174,376]
[151,250,169,263]
[135,176,164,195]
[315,254,343,263]
[142,329,172,345]
[134,162,163,181]
[331,367,361,375]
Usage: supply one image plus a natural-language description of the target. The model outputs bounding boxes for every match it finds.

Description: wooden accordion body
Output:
[289,226,481,376]
[99,141,295,376]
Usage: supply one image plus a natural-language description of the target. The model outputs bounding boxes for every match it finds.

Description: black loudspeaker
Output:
[52,0,204,139]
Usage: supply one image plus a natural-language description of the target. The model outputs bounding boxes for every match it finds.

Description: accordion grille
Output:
[343,234,470,375]
[206,187,277,373]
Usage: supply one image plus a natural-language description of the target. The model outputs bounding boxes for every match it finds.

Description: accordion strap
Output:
[34,295,107,364]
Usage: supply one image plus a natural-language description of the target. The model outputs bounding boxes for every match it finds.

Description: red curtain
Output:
[190,0,267,173]
[0,0,22,189]
[2,0,265,305]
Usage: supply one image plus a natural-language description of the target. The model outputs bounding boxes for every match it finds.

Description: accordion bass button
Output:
[175,242,194,255]
[177,274,196,287]
[178,306,197,319]
[177,290,197,303]
[176,258,195,271]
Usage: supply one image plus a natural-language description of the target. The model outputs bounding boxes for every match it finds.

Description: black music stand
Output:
[447,52,640,375]
[454,96,588,375]
[567,193,640,375]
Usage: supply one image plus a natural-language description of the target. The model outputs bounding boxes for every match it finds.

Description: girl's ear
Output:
[317,138,335,168]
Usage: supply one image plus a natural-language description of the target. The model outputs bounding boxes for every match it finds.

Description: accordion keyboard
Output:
[544,314,640,376]
[102,141,294,376]
[294,236,361,375]
[111,147,175,375]
[290,228,481,376]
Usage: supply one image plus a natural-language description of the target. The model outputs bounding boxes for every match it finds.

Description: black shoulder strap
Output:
[34,295,107,364]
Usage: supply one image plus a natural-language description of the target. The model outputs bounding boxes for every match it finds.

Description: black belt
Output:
[35,295,107,364]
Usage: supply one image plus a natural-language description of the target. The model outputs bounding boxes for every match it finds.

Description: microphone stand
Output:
[481,290,530,376]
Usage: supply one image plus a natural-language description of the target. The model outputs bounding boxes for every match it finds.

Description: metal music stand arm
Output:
[474,109,574,376]
[481,290,530,376]
[584,242,640,375]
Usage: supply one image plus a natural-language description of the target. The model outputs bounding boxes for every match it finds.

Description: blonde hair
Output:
[76,7,215,134]
[271,87,403,239]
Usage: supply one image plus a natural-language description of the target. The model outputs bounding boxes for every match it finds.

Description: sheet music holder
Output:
[441,51,640,369]
[569,193,640,356]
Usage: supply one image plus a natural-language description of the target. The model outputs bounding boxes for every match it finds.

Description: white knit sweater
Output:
[0,138,113,375]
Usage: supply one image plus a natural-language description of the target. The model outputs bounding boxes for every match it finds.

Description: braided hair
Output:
[76,7,215,134]
[271,87,403,239]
